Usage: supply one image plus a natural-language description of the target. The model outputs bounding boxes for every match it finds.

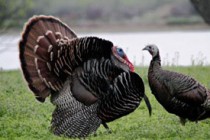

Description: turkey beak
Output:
[142,46,149,51]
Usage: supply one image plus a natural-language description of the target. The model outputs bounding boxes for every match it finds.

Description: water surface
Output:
[0,31,209,70]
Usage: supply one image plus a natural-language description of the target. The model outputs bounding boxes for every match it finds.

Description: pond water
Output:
[0,31,210,70]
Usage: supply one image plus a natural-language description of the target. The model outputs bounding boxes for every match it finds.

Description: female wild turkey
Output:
[19,15,152,138]
[143,44,210,125]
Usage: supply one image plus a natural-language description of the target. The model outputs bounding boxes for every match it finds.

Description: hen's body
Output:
[143,45,210,124]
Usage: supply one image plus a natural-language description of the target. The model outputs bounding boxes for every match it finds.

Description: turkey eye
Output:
[117,48,124,57]
[118,48,123,52]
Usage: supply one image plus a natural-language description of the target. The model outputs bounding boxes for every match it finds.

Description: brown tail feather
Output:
[19,15,77,102]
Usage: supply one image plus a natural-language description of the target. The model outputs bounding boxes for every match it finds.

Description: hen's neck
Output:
[149,52,161,73]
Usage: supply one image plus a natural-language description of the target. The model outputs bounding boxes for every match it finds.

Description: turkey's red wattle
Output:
[124,56,135,72]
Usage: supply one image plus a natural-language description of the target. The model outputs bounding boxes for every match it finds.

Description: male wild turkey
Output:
[143,44,210,125]
[19,15,152,138]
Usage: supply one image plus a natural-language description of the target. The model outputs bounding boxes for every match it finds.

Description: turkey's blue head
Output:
[111,46,134,72]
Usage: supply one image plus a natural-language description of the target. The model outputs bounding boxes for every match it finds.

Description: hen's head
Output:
[143,44,159,58]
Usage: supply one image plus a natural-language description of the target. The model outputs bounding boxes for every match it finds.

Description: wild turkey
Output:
[19,15,152,138]
[143,44,210,125]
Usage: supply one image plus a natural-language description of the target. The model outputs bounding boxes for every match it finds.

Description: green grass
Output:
[1,66,210,140]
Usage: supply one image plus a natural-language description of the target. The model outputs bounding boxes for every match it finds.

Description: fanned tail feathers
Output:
[19,15,77,102]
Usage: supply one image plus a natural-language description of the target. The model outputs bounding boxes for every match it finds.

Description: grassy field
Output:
[1,66,210,140]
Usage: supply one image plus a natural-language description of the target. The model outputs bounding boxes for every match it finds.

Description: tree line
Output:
[0,0,202,29]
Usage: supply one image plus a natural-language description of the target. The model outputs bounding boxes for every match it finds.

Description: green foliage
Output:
[0,0,203,30]
[1,66,210,139]
[0,0,34,28]
[166,16,203,25]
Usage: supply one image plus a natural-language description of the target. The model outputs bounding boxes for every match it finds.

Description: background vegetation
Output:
[0,0,205,30]
[1,66,210,140]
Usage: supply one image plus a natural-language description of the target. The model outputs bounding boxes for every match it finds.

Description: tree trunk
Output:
[190,0,210,24]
